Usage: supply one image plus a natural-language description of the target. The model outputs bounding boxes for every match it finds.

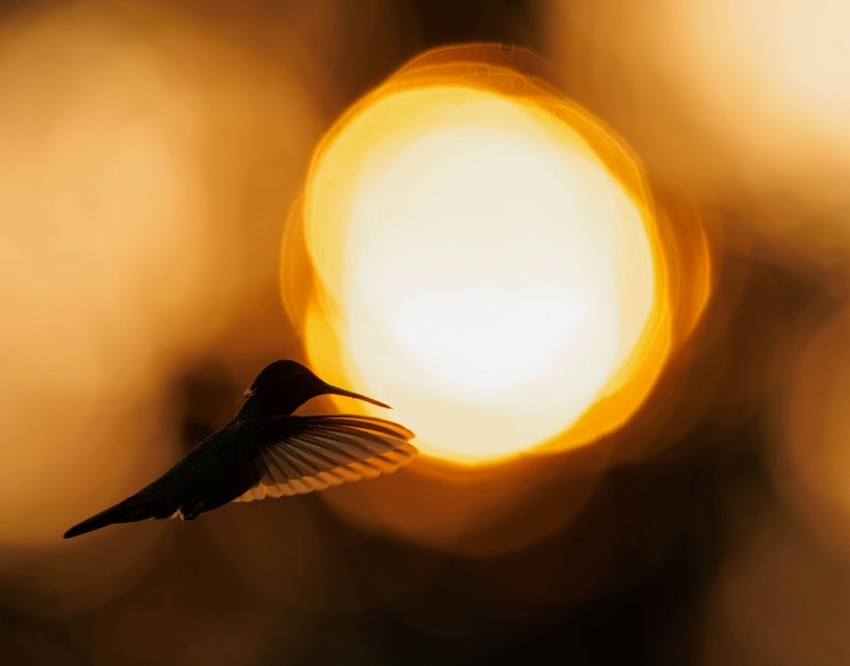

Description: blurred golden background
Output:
[1,1,848,664]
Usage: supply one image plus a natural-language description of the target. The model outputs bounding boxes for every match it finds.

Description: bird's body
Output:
[64,361,416,538]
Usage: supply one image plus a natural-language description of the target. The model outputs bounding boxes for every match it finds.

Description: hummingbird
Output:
[64,360,416,538]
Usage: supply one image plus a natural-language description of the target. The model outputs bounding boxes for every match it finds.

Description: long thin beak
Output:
[326,384,391,409]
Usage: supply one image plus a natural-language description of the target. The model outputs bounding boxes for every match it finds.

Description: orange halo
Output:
[283,45,711,466]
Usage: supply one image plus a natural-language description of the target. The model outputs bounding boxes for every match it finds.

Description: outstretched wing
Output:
[234,414,417,502]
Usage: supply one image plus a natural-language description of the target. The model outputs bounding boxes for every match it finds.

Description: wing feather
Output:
[233,414,417,503]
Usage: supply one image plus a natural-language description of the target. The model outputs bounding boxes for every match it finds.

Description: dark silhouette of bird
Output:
[64,360,416,538]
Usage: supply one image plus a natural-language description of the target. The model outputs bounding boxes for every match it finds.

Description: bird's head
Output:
[242,360,390,410]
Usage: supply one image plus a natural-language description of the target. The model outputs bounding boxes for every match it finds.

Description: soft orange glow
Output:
[774,306,850,558]
[0,2,320,549]
[543,0,850,272]
[285,45,711,465]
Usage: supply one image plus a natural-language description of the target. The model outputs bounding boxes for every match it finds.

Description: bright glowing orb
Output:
[285,46,709,464]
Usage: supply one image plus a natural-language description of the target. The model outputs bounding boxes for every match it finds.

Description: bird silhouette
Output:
[64,360,416,538]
